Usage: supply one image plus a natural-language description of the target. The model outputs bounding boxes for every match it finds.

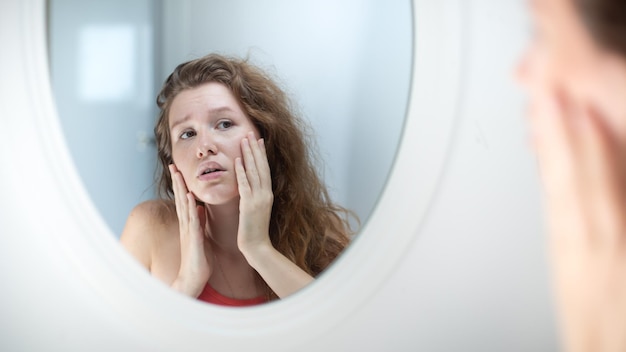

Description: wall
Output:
[48,0,158,235]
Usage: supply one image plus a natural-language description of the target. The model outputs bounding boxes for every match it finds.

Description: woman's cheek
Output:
[171,148,189,177]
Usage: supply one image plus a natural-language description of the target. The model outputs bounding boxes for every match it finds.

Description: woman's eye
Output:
[180,130,196,139]
[217,120,233,130]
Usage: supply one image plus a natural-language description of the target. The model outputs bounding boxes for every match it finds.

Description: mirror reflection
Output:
[48,0,411,305]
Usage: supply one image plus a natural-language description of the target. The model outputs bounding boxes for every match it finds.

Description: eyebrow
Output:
[169,106,236,131]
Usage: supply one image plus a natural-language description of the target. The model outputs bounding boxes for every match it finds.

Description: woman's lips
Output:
[198,169,225,181]
[197,161,225,178]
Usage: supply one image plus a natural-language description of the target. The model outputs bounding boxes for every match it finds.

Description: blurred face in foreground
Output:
[517,0,626,138]
[169,82,260,205]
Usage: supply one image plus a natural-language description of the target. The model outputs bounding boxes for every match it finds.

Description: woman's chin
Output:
[195,193,240,207]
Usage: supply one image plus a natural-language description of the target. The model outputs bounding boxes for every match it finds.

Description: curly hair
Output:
[154,53,356,300]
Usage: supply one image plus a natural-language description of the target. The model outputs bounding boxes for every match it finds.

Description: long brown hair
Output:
[573,0,626,57]
[154,53,356,300]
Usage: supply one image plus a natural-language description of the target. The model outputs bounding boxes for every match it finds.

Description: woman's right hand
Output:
[169,164,213,297]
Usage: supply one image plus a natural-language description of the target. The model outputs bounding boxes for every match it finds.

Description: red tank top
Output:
[197,284,266,307]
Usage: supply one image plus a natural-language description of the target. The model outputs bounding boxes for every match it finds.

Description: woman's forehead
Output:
[530,0,576,18]
[168,83,244,127]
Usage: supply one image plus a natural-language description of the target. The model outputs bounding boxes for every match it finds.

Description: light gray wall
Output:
[49,0,158,236]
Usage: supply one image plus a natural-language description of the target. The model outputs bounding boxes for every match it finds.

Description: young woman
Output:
[121,54,354,306]
[517,0,626,350]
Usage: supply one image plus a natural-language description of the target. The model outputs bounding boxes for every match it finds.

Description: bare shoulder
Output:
[131,199,176,222]
[120,199,178,270]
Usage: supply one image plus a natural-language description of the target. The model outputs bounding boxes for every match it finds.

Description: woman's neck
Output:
[203,198,261,299]
[204,198,241,253]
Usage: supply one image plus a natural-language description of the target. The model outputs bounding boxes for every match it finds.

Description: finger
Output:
[532,92,587,240]
[533,92,578,199]
[241,136,261,189]
[580,106,619,187]
[169,164,185,221]
[235,157,252,198]
[245,131,272,189]
[187,192,200,231]
[170,164,190,227]
[253,137,272,188]
[246,132,264,171]
[578,105,625,241]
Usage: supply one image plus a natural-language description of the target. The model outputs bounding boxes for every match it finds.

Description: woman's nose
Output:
[515,50,531,87]
[196,134,218,158]
[515,46,538,89]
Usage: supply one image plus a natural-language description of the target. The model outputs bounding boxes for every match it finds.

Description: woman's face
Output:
[517,0,598,98]
[518,0,626,135]
[168,82,260,205]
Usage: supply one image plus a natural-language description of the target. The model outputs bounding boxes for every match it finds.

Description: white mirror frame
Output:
[0,0,464,349]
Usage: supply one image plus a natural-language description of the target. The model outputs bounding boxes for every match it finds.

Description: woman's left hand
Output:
[234,131,314,298]
[235,131,274,253]
[529,89,626,352]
